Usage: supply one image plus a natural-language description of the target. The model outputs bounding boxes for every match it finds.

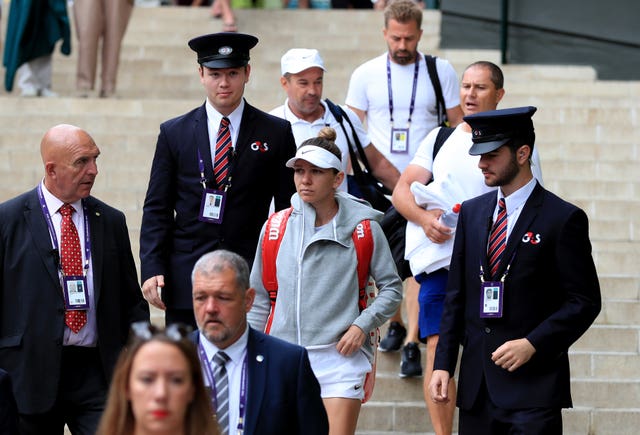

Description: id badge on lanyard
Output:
[63,275,90,310]
[197,148,232,224]
[390,128,409,154]
[199,189,227,224]
[479,255,514,319]
[480,281,503,318]
[387,55,419,156]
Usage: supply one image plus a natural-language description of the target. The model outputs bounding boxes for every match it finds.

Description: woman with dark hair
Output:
[96,322,219,435]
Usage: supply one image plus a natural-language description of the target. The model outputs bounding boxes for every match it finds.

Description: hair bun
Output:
[318,127,337,143]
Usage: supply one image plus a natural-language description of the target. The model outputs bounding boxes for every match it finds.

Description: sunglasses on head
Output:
[130,321,193,342]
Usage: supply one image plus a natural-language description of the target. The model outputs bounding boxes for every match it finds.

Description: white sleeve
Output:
[531,146,544,186]
[345,65,369,112]
[436,58,461,109]
[410,127,440,171]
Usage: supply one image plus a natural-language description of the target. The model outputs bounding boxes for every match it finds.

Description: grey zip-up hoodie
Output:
[248,191,403,361]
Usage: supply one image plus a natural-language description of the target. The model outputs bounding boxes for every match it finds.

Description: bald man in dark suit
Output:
[0,125,149,434]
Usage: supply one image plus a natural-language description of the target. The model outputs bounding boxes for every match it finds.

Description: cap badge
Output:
[473,129,482,137]
[218,46,233,55]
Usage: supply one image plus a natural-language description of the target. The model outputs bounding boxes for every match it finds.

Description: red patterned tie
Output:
[59,204,87,333]
[488,198,507,279]
[213,117,232,186]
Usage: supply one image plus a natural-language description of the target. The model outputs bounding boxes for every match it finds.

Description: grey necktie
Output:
[213,351,231,434]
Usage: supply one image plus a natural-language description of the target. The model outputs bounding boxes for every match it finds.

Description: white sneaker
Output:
[40,88,59,98]
[20,87,38,97]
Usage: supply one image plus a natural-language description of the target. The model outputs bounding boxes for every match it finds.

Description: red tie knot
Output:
[60,203,75,217]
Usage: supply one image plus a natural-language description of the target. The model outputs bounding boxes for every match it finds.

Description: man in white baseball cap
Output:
[270,48,399,196]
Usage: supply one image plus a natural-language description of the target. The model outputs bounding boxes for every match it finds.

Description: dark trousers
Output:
[459,381,562,435]
[166,308,197,329]
[19,347,106,435]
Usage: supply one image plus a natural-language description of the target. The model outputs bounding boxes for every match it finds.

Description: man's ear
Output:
[516,145,531,164]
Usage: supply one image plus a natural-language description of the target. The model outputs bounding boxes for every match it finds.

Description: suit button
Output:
[484,327,491,334]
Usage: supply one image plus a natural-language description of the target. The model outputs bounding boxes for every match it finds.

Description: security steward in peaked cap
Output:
[188,32,259,69]
[465,106,537,155]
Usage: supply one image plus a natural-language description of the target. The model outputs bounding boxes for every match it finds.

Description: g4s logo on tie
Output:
[251,141,269,152]
[521,231,541,245]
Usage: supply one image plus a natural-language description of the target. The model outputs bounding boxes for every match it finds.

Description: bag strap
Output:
[262,210,374,332]
[433,126,455,160]
[325,99,386,191]
[424,55,448,127]
[261,207,293,333]
[352,220,374,312]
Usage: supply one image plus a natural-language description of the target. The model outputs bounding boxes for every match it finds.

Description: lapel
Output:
[85,197,104,304]
[23,189,61,291]
[497,182,545,277]
[194,103,214,185]
[235,100,257,162]
[245,328,266,434]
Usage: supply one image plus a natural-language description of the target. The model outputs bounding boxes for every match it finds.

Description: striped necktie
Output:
[214,117,232,187]
[488,198,507,279]
[213,351,231,435]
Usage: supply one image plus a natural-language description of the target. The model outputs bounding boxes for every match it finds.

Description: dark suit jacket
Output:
[140,101,297,309]
[192,327,328,435]
[0,189,150,414]
[435,182,601,410]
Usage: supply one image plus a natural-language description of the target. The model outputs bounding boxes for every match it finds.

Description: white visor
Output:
[285,145,342,171]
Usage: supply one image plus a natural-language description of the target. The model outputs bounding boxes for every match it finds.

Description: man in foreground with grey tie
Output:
[190,249,328,435]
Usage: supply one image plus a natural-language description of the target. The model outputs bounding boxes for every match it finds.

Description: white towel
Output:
[405,172,492,276]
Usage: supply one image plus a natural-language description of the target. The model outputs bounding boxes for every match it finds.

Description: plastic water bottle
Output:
[439,203,461,229]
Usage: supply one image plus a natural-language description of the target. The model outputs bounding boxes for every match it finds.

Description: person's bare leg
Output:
[209,0,222,17]
[218,0,237,31]
[323,397,361,435]
[424,334,456,435]
[405,277,420,344]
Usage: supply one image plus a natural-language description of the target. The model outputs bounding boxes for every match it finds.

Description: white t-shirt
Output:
[270,99,371,192]
[346,52,460,172]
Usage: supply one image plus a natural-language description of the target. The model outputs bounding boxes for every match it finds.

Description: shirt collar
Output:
[199,325,249,365]
[498,176,537,216]
[40,180,82,215]
[206,98,245,135]
[282,98,328,126]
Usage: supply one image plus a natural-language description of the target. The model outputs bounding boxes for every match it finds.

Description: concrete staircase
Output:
[1,4,639,434]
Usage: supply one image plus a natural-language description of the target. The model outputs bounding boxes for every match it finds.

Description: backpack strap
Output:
[261,207,293,334]
[261,211,374,332]
[424,54,449,127]
[352,220,374,312]
[325,98,378,179]
[433,126,455,161]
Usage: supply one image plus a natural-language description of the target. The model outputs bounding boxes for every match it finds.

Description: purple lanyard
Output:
[198,343,249,434]
[197,148,235,191]
[37,184,91,275]
[197,149,208,189]
[386,54,421,128]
